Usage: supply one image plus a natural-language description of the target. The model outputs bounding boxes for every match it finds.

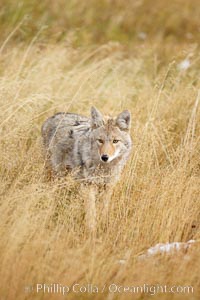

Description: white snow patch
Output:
[178,59,191,70]
[118,259,126,265]
[137,32,147,40]
[139,240,196,260]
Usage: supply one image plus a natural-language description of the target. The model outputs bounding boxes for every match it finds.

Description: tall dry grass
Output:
[0,41,200,300]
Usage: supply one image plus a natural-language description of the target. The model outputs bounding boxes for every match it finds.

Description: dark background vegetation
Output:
[0,0,200,45]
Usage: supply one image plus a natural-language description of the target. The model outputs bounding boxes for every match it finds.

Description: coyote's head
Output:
[91,107,132,163]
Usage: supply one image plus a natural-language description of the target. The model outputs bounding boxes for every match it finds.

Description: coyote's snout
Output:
[41,107,132,232]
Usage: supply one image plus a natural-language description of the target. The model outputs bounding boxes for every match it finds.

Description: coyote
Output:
[41,107,132,232]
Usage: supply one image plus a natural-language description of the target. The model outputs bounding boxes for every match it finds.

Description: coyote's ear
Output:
[116,110,131,131]
[91,106,104,129]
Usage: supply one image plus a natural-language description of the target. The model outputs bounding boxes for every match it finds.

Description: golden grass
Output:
[1,0,200,44]
[0,41,200,300]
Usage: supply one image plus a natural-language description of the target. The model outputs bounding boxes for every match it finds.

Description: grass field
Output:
[0,1,200,300]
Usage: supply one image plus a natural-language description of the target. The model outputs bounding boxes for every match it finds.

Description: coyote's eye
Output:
[113,139,119,144]
[97,139,103,144]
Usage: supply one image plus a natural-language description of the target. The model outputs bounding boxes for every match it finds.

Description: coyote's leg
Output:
[101,185,113,228]
[42,150,54,180]
[50,147,66,177]
[82,184,97,236]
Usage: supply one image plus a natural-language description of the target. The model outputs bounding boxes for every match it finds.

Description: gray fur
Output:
[41,107,132,186]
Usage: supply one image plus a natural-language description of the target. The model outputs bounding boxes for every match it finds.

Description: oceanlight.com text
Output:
[24,283,194,296]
